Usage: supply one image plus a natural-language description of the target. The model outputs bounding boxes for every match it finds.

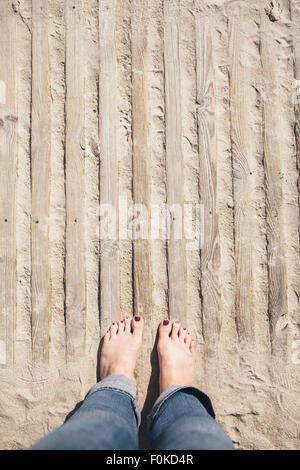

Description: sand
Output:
[0,0,299,449]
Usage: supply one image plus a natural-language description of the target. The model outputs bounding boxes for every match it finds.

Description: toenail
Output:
[183,327,186,330]
[135,316,141,321]
[121,320,124,323]
[175,321,180,323]
[112,322,116,325]
[163,320,169,326]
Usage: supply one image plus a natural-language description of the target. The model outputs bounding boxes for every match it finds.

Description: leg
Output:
[31,316,144,450]
[149,320,234,450]
[31,375,139,450]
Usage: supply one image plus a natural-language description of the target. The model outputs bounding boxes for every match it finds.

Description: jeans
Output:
[31,375,234,450]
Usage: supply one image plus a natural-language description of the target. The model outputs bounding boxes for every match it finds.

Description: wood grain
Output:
[228,15,254,342]
[291,0,300,246]
[164,0,186,322]
[260,11,288,365]
[196,16,221,350]
[31,0,50,364]
[131,0,152,318]
[0,1,16,368]
[99,0,119,331]
[65,0,86,359]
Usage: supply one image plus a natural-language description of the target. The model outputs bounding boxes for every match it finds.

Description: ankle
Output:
[160,374,193,394]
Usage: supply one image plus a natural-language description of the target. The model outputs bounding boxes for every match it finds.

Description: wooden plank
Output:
[99,0,119,330]
[65,0,86,359]
[0,1,17,368]
[131,0,152,318]
[260,11,288,367]
[31,0,50,364]
[196,16,221,346]
[291,0,300,246]
[163,0,186,323]
[131,1,153,446]
[228,15,255,342]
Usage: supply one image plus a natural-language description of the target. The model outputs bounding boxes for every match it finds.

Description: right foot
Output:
[100,316,144,381]
[157,320,196,394]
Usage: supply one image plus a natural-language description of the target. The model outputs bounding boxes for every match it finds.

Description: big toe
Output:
[159,319,172,338]
[131,315,144,337]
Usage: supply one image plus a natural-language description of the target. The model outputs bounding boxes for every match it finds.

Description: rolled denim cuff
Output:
[148,385,215,427]
[86,374,141,426]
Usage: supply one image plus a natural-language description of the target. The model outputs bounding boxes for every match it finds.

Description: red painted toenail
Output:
[112,322,116,325]
[121,320,124,323]
[163,320,169,326]
[135,316,141,321]
[183,328,186,330]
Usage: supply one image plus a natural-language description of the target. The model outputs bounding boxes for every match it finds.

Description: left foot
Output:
[100,316,144,381]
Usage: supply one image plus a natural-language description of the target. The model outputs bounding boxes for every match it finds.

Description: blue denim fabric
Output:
[30,374,234,450]
[31,375,139,450]
[149,386,234,450]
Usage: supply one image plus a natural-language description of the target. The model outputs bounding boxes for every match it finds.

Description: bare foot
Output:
[157,320,196,393]
[100,316,144,381]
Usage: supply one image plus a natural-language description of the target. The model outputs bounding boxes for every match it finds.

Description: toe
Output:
[178,327,187,342]
[117,319,125,334]
[124,316,131,334]
[171,321,181,340]
[104,330,110,343]
[184,331,192,348]
[132,315,144,337]
[110,322,118,338]
[159,319,172,337]
[190,339,196,354]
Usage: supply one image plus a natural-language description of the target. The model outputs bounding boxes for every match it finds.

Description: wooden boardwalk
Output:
[0,0,299,449]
